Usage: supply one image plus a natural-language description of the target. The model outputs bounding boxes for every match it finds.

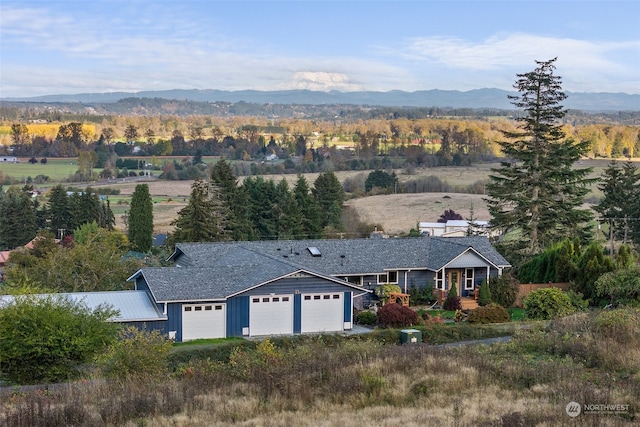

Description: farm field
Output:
[1,158,634,235]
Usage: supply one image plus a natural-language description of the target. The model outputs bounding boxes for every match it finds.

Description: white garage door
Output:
[250,295,293,336]
[301,293,344,333]
[182,303,226,341]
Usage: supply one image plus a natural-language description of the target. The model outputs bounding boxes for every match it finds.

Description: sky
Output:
[1,0,639,98]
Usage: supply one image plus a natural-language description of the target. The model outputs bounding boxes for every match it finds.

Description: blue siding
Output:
[135,277,150,292]
[343,292,352,324]
[226,296,249,337]
[293,294,302,333]
[166,303,183,342]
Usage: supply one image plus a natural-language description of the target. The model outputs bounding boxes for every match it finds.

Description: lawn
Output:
[0,158,104,182]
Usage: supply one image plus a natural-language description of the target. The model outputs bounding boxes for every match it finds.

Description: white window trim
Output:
[465,268,475,290]
[377,273,388,284]
[387,271,398,284]
[435,270,445,290]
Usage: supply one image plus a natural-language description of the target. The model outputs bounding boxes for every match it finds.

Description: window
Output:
[205,306,212,311]
[253,298,260,303]
[435,270,445,290]
[282,296,289,302]
[215,305,222,310]
[304,295,311,300]
[323,295,330,299]
[333,294,340,299]
[314,295,321,300]
[388,271,398,283]
[262,297,269,302]
[307,247,321,257]
[273,297,280,302]
[184,306,192,312]
[195,306,202,311]
[465,268,475,290]
[377,273,388,284]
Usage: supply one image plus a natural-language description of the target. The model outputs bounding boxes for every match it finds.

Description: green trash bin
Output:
[400,329,422,344]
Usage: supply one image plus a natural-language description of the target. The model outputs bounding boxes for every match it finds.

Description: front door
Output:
[447,270,462,296]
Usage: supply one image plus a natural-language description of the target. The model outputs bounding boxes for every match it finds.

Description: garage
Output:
[250,294,293,336]
[301,292,344,333]
[182,303,226,341]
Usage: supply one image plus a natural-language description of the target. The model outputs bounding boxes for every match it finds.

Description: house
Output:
[0,156,18,163]
[419,220,493,237]
[126,236,509,342]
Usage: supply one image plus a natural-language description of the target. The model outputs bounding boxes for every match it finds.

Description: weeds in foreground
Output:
[1,310,639,426]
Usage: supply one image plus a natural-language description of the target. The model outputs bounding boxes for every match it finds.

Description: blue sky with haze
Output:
[1,0,638,98]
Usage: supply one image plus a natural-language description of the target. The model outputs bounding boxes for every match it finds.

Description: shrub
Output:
[595,268,640,307]
[467,303,510,324]
[374,284,402,304]
[524,287,576,320]
[100,327,173,381]
[408,283,437,306]
[566,290,589,312]
[488,273,519,308]
[0,294,119,385]
[443,285,462,311]
[477,281,492,306]
[376,303,420,328]
[356,310,377,325]
[367,328,400,344]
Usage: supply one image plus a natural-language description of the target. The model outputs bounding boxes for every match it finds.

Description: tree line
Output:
[168,160,346,244]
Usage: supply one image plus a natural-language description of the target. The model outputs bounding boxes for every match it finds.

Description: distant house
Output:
[0,156,18,163]
[419,220,493,237]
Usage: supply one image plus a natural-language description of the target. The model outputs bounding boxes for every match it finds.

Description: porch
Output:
[433,288,479,310]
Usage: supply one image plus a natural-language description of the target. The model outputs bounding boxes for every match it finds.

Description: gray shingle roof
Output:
[171,236,510,275]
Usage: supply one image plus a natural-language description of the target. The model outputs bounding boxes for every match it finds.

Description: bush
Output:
[477,281,492,306]
[356,310,377,325]
[100,327,173,381]
[595,268,640,307]
[566,290,589,312]
[524,287,576,320]
[0,294,119,385]
[443,291,462,311]
[408,283,437,306]
[488,273,519,308]
[376,303,420,328]
[467,304,510,324]
[374,284,402,304]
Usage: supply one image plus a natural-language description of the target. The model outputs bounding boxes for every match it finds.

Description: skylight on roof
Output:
[307,247,321,257]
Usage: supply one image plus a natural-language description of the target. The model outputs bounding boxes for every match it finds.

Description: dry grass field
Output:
[87,158,627,235]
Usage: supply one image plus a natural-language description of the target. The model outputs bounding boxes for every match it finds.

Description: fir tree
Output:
[170,178,227,243]
[293,175,323,239]
[128,184,154,252]
[210,159,255,241]
[0,187,36,250]
[312,170,345,230]
[477,281,492,306]
[486,58,595,258]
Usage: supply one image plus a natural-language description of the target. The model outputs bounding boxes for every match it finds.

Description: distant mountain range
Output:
[3,88,639,111]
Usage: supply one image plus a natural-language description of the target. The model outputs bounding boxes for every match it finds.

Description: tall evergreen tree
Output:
[170,178,227,243]
[273,179,303,239]
[47,185,70,238]
[128,184,154,252]
[293,175,323,239]
[210,159,255,240]
[0,187,36,250]
[596,160,640,246]
[243,176,279,239]
[485,58,595,258]
[312,170,345,230]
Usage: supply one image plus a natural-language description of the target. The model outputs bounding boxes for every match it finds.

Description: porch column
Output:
[486,266,490,282]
